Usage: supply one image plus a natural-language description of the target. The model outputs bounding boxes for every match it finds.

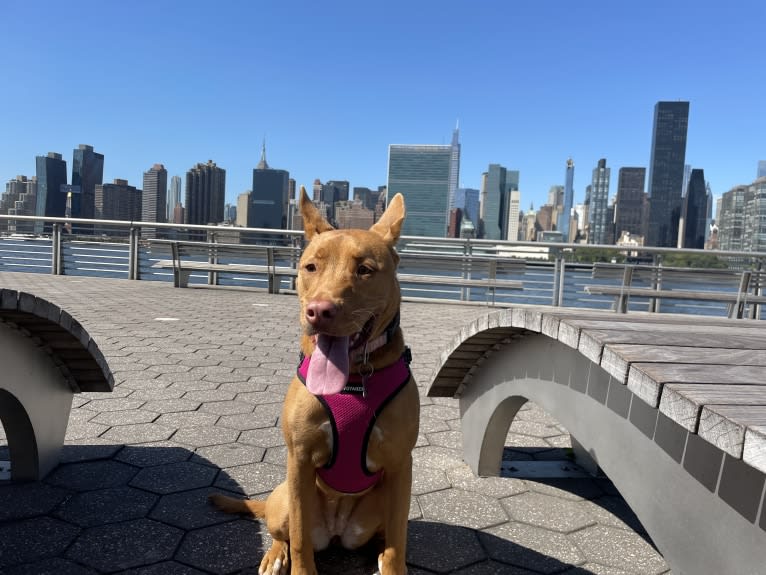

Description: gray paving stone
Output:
[237,426,285,448]
[406,520,487,573]
[130,461,218,494]
[199,400,255,416]
[117,560,208,575]
[215,462,286,496]
[182,389,238,402]
[45,460,139,492]
[480,522,585,574]
[142,398,203,413]
[175,519,267,574]
[263,445,288,465]
[568,525,668,574]
[54,486,158,527]
[58,441,123,464]
[80,397,146,412]
[193,442,266,468]
[0,482,71,521]
[502,491,596,533]
[150,487,240,529]
[452,560,539,574]
[412,445,466,470]
[427,429,464,449]
[65,518,183,572]
[3,557,98,575]
[217,410,279,430]
[114,442,193,467]
[90,409,159,426]
[154,410,220,428]
[419,488,509,530]
[412,465,451,496]
[172,425,239,447]
[101,422,176,444]
[0,516,80,569]
[447,464,528,499]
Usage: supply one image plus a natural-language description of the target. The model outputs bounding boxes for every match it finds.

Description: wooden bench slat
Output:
[659,383,766,432]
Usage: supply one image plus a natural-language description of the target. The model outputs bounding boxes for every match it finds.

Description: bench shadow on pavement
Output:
[0,443,613,575]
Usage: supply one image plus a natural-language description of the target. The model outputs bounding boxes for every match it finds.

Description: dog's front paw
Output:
[375,552,407,575]
[259,540,289,575]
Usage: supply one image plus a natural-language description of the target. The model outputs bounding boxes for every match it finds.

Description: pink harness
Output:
[297,350,411,494]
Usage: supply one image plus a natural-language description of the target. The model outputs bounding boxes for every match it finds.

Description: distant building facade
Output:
[613,167,646,241]
[1,175,38,233]
[34,152,68,233]
[387,144,451,237]
[680,168,708,249]
[95,179,142,222]
[185,160,226,226]
[142,163,167,237]
[646,101,689,247]
[480,164,518,240]
[167,175,182,222]
[249,144,289,230]
[447,125,461,213]
[335,200,375,230]
[71,144,104,220]
[557,158,575,238]
[588,159,611,244]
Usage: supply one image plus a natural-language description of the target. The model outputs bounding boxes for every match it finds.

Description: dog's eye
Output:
[356,264,374,277]
[304,263,317,273]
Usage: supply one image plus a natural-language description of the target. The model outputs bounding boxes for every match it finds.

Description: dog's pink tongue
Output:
[306,334,350,396]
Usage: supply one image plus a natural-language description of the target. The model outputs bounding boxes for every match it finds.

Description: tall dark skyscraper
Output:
[558,158,575,239]
[682,168,708,249]
[588,159,611,244]
[35,152,68,233]
[185,160,226,226]
[479,164,518,240]
[142,164,168,223]
[447,123,461,213]
[71,144,104,219]
[249,143,289,230]
[613,167,647,239]
[646,101,689,247]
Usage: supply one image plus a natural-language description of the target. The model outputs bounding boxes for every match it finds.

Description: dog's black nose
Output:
[305,300,338,326]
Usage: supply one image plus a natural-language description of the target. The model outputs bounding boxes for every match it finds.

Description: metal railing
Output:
[2,213,766,318]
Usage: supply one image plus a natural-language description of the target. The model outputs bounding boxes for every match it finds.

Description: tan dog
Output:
[211,188,419,575]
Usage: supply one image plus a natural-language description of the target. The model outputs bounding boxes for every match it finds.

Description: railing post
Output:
[551,256,560,306]
[556,255,567,307]
[51,223,62,275]
[207,230,217,285]
[128,227,140,280]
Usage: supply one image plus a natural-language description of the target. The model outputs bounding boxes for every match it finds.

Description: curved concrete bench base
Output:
[0,322,74,481]
[460,334,766,575]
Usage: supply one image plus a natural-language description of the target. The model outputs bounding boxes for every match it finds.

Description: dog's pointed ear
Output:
[300,186,334,241]
[370,193,406,246]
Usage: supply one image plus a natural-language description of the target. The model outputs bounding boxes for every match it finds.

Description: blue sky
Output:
[1,1,764,212]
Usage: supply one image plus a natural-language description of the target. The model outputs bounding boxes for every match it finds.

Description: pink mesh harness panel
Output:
[297,351,411,494]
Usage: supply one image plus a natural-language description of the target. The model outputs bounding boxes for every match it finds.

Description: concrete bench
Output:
[149,239,300,293]
[398,252,525,304]
[427,307,766,575]
[0,289,113,480]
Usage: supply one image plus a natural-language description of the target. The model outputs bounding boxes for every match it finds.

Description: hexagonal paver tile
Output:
[215,462,285,496]
[411,445,465,470]
[175,519,268,574]
[419,488,508,530]
[217,410,279,430]
[65,518,183,572]
[578,495,648,535]
[80,397,146,412]
[0,517,80,569]
[100,422,175,444]
[150,486,240,529]
[238,426,285,448]
[263,445,288,465]
[560,563,635,575]
[194,443,265,468]
[45,460,138,492]
[54,486,158,526]
[0,482,71,521]
[115,442,193,467]
[3,557,98,575]
[568,525,667,574]
[447,464,528,499]
[130,461,218,494]
[172,425,239,447]
[452,560,540,574]
[411,466,451,496]
[183,389,237,402]
[426,429,463,450]
[406,520,487,573]
[480,522,585,574]
[89,409,159,426]
[142,398,202,413]
[58,441,123,464]
[154,410,220,428]
[117,560,208,575]
[524,478,605,502]
[502,491,595,533]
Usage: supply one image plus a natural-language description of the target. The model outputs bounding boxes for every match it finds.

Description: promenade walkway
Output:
[0,272,668,575]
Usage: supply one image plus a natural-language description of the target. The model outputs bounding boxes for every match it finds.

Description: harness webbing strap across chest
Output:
[297,350,411,494]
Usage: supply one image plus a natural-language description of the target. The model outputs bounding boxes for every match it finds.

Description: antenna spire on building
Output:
[257,139,270,170]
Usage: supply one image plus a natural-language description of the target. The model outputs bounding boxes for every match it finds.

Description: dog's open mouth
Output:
[306,317,375,396]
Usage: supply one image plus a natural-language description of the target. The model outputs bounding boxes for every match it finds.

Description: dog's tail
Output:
[208,493,267,518]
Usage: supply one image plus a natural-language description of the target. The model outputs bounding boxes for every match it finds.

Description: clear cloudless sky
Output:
[1,0,764,212]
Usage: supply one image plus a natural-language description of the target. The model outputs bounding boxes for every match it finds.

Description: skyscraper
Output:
[507,190,521,241]
[480,164,518,240]
[387,144,451,237]
[613,167,647,239]
[558,158,575,239]
[455,187,480,227]
[447,124,461,214]
[95,179,142,222]
[1,175,38,233]
[71,144,104,219]
[142,164,168,224]
[35,152,68,232]
[249,142,289,231]
[682,169,707,249]
[185,160,226,226]
[758,161,766,179]
[646,101,689,247]
[167,175,182,221]
[588,159,611,245]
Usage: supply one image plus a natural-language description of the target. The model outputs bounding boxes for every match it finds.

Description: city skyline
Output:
[1,2,764,212]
